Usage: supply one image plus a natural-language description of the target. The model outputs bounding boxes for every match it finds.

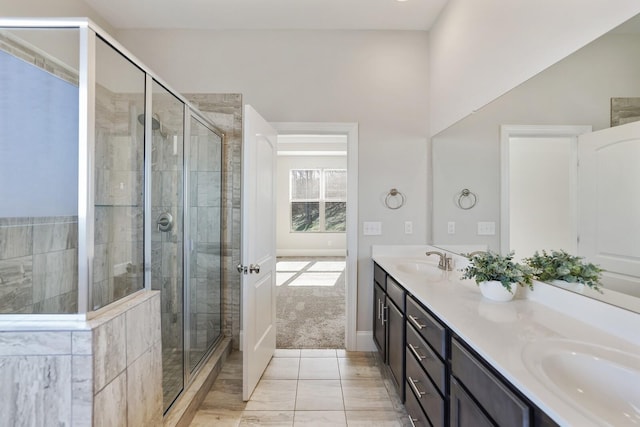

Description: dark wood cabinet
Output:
[450,376,494,427]
[451,338,531,427]
[388,299,404,396]
[372,262,559,427]
[373,282,387,361]
[373,264,405,399]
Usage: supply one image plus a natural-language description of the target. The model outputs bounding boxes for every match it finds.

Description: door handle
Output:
[237,264,261,274]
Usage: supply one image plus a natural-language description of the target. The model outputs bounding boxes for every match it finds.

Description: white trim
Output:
[355,331,376,352]
[500,125,591,254]
[272,122,359,351]
[276,249,346,257]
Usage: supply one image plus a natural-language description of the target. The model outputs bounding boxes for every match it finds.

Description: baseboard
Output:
[276,249,347,257]
[355,331,376,352]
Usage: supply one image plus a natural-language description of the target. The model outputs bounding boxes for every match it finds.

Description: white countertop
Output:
[372,246,640,427]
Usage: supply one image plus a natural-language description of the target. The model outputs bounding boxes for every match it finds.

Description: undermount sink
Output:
[522,339,640,426]
[395,261,444,280]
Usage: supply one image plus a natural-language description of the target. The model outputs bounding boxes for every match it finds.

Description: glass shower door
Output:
[150,80,185,412]
[187,115,223,372]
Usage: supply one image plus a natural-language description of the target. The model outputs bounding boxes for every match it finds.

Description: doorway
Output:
[500,125,591,259]
[272,123,358,351]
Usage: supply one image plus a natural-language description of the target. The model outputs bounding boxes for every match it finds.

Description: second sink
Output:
[522,338,640,426]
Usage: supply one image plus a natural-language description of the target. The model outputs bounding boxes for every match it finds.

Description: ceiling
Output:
[81,0,449,31]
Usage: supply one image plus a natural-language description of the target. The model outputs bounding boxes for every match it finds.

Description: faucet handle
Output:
[443,254,454,271]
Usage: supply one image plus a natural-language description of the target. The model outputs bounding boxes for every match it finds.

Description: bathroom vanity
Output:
[372,246,640,427]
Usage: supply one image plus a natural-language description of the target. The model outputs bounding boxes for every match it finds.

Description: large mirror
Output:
[431,13,640,313]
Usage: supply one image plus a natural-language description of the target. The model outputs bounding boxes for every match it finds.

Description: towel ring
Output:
[385,188,405,210]
[457,189,477,210]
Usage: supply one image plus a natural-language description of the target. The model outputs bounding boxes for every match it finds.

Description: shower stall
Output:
[0,18,224,418]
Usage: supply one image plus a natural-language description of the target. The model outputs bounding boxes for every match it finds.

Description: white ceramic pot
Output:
[478,280,516,302]
[551,279,585,293]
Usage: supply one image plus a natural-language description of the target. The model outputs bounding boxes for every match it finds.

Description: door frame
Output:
[499,124,591,255]
[271,121,358,351]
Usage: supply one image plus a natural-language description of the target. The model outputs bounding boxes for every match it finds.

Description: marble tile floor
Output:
[189,349,411,426]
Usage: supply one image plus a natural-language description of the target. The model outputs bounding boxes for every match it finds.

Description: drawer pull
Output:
[408,343,427,361]
[408,415,418,427]
[409,314,427,330]
[408,376,428,398]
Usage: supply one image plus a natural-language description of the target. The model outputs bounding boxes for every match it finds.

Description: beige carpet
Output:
[276,257,345,349]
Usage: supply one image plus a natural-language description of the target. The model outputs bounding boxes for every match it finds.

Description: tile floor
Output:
[189,349,411,426]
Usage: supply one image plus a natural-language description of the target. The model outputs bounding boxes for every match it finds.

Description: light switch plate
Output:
[477,221,496,235]
[363,221,382,235]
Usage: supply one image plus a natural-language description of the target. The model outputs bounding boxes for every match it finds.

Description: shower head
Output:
[137,113,161,130]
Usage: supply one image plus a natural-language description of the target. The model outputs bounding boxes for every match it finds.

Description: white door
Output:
[241,105,278,400]
[578,120,640,293]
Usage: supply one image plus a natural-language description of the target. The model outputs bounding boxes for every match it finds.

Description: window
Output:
[290,169,346,232]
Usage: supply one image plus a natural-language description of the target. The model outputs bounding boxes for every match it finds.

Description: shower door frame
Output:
[181,107,226,398]
[0,17,226,413]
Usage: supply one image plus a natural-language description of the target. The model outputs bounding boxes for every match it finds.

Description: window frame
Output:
[289,168,347,233]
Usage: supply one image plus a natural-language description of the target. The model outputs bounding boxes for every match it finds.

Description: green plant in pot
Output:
[524,249,604,292]
[461,251,534,302]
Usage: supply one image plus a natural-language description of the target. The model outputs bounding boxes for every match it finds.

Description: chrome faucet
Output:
[425,251,454,271]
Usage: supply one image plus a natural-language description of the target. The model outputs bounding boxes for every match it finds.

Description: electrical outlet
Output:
[447,221,455,234]
[404,221,413,234]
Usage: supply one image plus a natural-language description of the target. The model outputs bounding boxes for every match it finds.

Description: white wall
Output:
[429,0,640,135]
[276,155,347,256]
[114,29,430,334]
[432,33,640,251]
[0,0,116,34]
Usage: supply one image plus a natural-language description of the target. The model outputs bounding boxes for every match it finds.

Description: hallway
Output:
[189,350,410,426]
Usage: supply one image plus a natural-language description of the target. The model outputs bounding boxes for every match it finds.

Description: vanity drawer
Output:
[374,263,386,289]
[406,320,446,394]
[406,346,445,427]
[451,338,531,427]
[386,276,404,310]
[404,385,431,427]
[406,296,447,360]
[404,382,431,427]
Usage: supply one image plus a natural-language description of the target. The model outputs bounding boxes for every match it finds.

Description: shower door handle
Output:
[156,212,173,232]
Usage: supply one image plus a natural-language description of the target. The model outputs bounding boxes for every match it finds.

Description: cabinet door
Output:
[450,377,494,427]
[451,339,530,427]
[387,299,404,399]
[373,283,387,361]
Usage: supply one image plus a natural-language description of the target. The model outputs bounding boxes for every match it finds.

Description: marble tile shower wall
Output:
[0,291,163,426]
[149,102,184,351]
[189,129,223,356]
[184,94,242,350]
[0,34,80,315]
[185,94,242,350]
[93,86,145,310]
[0,217,78,313]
